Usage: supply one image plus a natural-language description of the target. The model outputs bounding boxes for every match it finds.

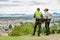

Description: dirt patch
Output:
[23,34,60,40]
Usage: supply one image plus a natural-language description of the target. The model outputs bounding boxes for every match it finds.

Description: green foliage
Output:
[9,24,12,29]
[57,28,60,33]
[50,24,57,34]
[8,22,34,36]
[50,27,56,34]
[41,27,46,34]
[8,21,60,36]
[50,23,60,34]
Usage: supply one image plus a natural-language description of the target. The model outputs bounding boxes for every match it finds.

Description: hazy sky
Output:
[0,0,60,14]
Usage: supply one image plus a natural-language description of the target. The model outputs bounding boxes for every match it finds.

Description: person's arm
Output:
[41,12,45,23]
[33,12,36,18]
[48,12,53,21]
[41,14,44,18]
[41,12,44,19]
[48,12,52,16]
[33,13,35,18]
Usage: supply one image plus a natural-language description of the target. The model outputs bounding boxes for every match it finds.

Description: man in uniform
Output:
[33,8,43,36]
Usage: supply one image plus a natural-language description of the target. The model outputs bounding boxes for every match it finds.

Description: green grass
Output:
[0,36,25,40]
[0,34,60,40]
[0,35,47,40]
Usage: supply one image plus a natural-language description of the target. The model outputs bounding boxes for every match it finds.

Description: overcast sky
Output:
[0,0,60,14]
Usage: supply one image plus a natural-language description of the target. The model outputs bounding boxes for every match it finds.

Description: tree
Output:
[9,24,12,29]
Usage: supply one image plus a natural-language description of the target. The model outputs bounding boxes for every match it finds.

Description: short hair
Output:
[37,8,40,11]
[44,8,49,11]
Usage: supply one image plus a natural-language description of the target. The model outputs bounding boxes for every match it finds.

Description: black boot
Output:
[38,34,40,36]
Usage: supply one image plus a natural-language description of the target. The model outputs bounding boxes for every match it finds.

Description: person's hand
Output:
[42,19,45,23]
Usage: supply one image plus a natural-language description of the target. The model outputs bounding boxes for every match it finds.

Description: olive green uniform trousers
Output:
[33,19,42,36]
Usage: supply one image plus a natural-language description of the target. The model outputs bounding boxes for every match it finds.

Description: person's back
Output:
[43,9,52,19]
[34,11,43,19]
[43,8,52,35]
[33,8,43,36]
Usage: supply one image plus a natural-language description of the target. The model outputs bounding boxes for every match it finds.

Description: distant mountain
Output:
[0,12,60,20]
[53,12,60,15]
[52,12,60,18]
[0,14,26,17]
[0,14,33,20]
[52,12,60,23]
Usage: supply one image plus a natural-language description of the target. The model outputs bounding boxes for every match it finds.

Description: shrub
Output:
[8,22,34,36]
[41,27,46,34]
[50,27,55,34]
[57,28,60,33]
[9,24,12,29]
[50,26,57,34]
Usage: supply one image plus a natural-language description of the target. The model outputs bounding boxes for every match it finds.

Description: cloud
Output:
[0,6,38,14]
[12,0,49,5]
[0,0,9,1]
[0,0,60,14]
[0,5,60,14]
[0,1,21,7]
[0,0,49,7]
[0,0,60,7]
[58,0,60,4]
